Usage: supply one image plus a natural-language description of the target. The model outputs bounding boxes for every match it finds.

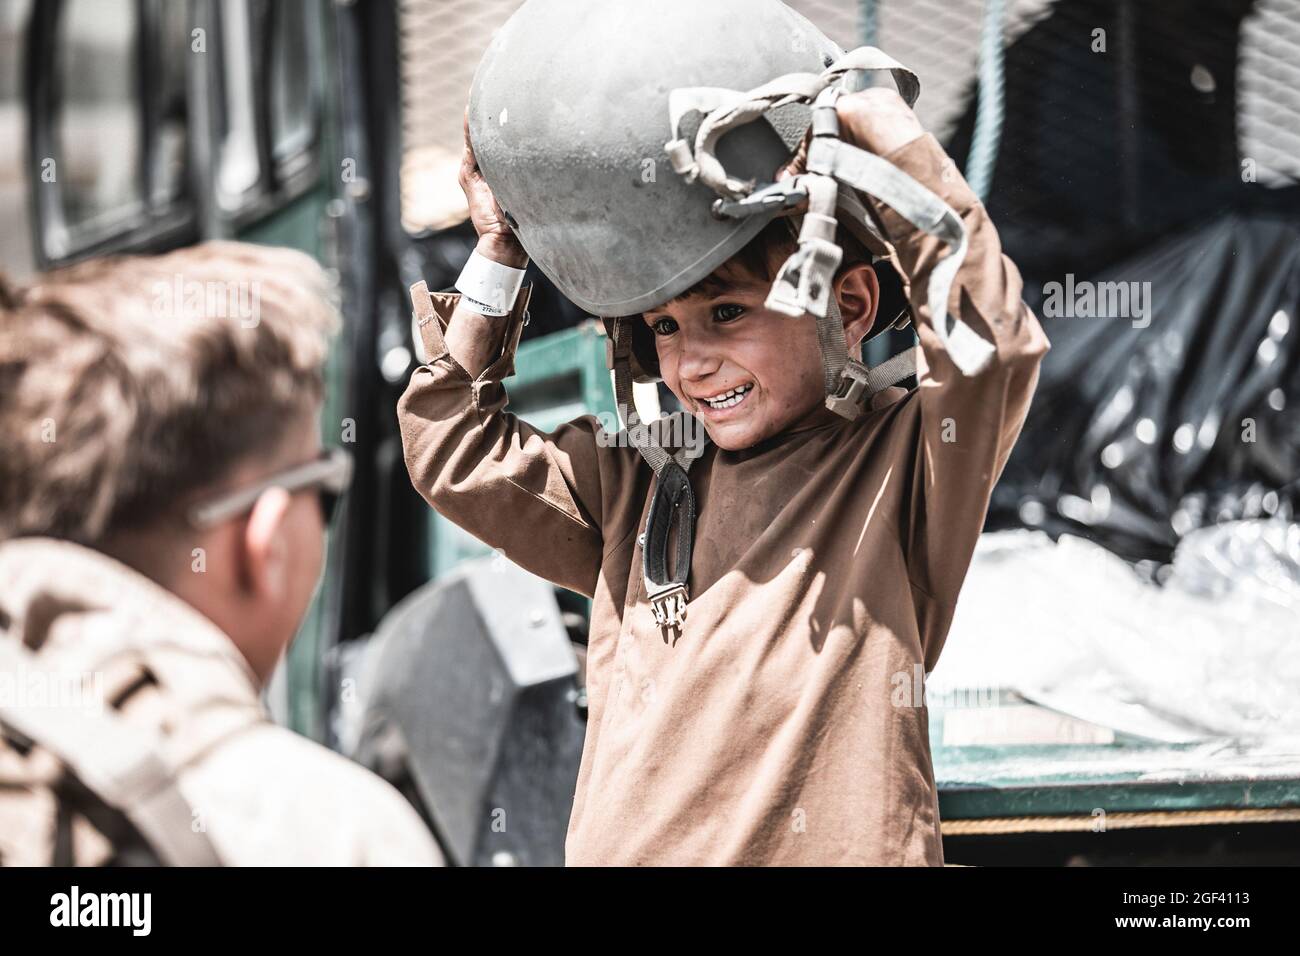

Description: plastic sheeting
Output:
[990,212,1300,565]
[930,520,1300,744]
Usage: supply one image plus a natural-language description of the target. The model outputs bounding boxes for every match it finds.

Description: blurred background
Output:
[1,0,1297,865]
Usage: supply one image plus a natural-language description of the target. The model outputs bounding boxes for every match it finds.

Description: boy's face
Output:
[643,257,879,451]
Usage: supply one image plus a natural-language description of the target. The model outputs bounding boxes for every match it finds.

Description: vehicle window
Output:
[268,0,318,164]
[0,0,35,277]
[150,0,193,209]
[215,0,260,208]
[52,0,145,254]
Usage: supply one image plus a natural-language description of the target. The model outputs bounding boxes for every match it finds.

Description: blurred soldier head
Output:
[0,241,343,683]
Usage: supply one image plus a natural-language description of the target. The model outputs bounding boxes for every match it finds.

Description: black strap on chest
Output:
[642,460,696,588]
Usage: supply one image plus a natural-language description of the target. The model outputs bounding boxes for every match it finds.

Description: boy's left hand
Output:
[775,87,925,194]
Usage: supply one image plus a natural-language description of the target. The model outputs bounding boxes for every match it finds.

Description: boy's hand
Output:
[833,87,926,157]
[774,87,926,197]
[460,106,529,268]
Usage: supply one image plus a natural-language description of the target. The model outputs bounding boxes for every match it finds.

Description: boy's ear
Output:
[836,262,880,350]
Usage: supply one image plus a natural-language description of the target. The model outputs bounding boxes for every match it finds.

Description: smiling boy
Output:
[398,84,1048,865]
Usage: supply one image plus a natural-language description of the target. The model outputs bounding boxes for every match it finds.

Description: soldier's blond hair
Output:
[0,241,339,545]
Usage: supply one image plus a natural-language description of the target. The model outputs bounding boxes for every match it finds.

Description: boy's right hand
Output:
[460,106,529,269]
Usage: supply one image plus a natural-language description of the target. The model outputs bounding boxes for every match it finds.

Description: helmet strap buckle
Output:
[766,235,842,318]
[824,359,872,419]
[648,583,689,630]
[710,180,809,220]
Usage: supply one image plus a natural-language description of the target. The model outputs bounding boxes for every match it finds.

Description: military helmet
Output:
[467,0,850,317]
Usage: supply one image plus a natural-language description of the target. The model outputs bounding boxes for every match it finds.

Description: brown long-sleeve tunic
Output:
[398,132,1049,865]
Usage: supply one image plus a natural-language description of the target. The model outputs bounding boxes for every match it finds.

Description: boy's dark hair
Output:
[671,215,878,302]
[663,215,909,339]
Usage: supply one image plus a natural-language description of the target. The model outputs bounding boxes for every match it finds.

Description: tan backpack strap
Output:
[0,639,222,866]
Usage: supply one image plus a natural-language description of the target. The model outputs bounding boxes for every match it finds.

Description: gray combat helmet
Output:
[455,0,997,631]
[467,0,846,317]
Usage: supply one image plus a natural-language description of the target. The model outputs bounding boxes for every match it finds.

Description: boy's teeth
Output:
[703,383,751,409]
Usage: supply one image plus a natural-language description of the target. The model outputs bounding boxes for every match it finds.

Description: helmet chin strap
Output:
[822,294,923,417]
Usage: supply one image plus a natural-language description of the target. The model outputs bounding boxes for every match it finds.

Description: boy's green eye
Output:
[651,317,678,336]
[714,303,744,322]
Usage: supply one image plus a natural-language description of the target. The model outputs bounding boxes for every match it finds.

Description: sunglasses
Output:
[187,447,354,530]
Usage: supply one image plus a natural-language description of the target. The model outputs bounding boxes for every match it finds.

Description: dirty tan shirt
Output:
[398,133,1049,865]
[0,538,442,866]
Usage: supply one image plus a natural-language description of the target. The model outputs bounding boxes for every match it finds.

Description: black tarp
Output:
[990,211,1300,566]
